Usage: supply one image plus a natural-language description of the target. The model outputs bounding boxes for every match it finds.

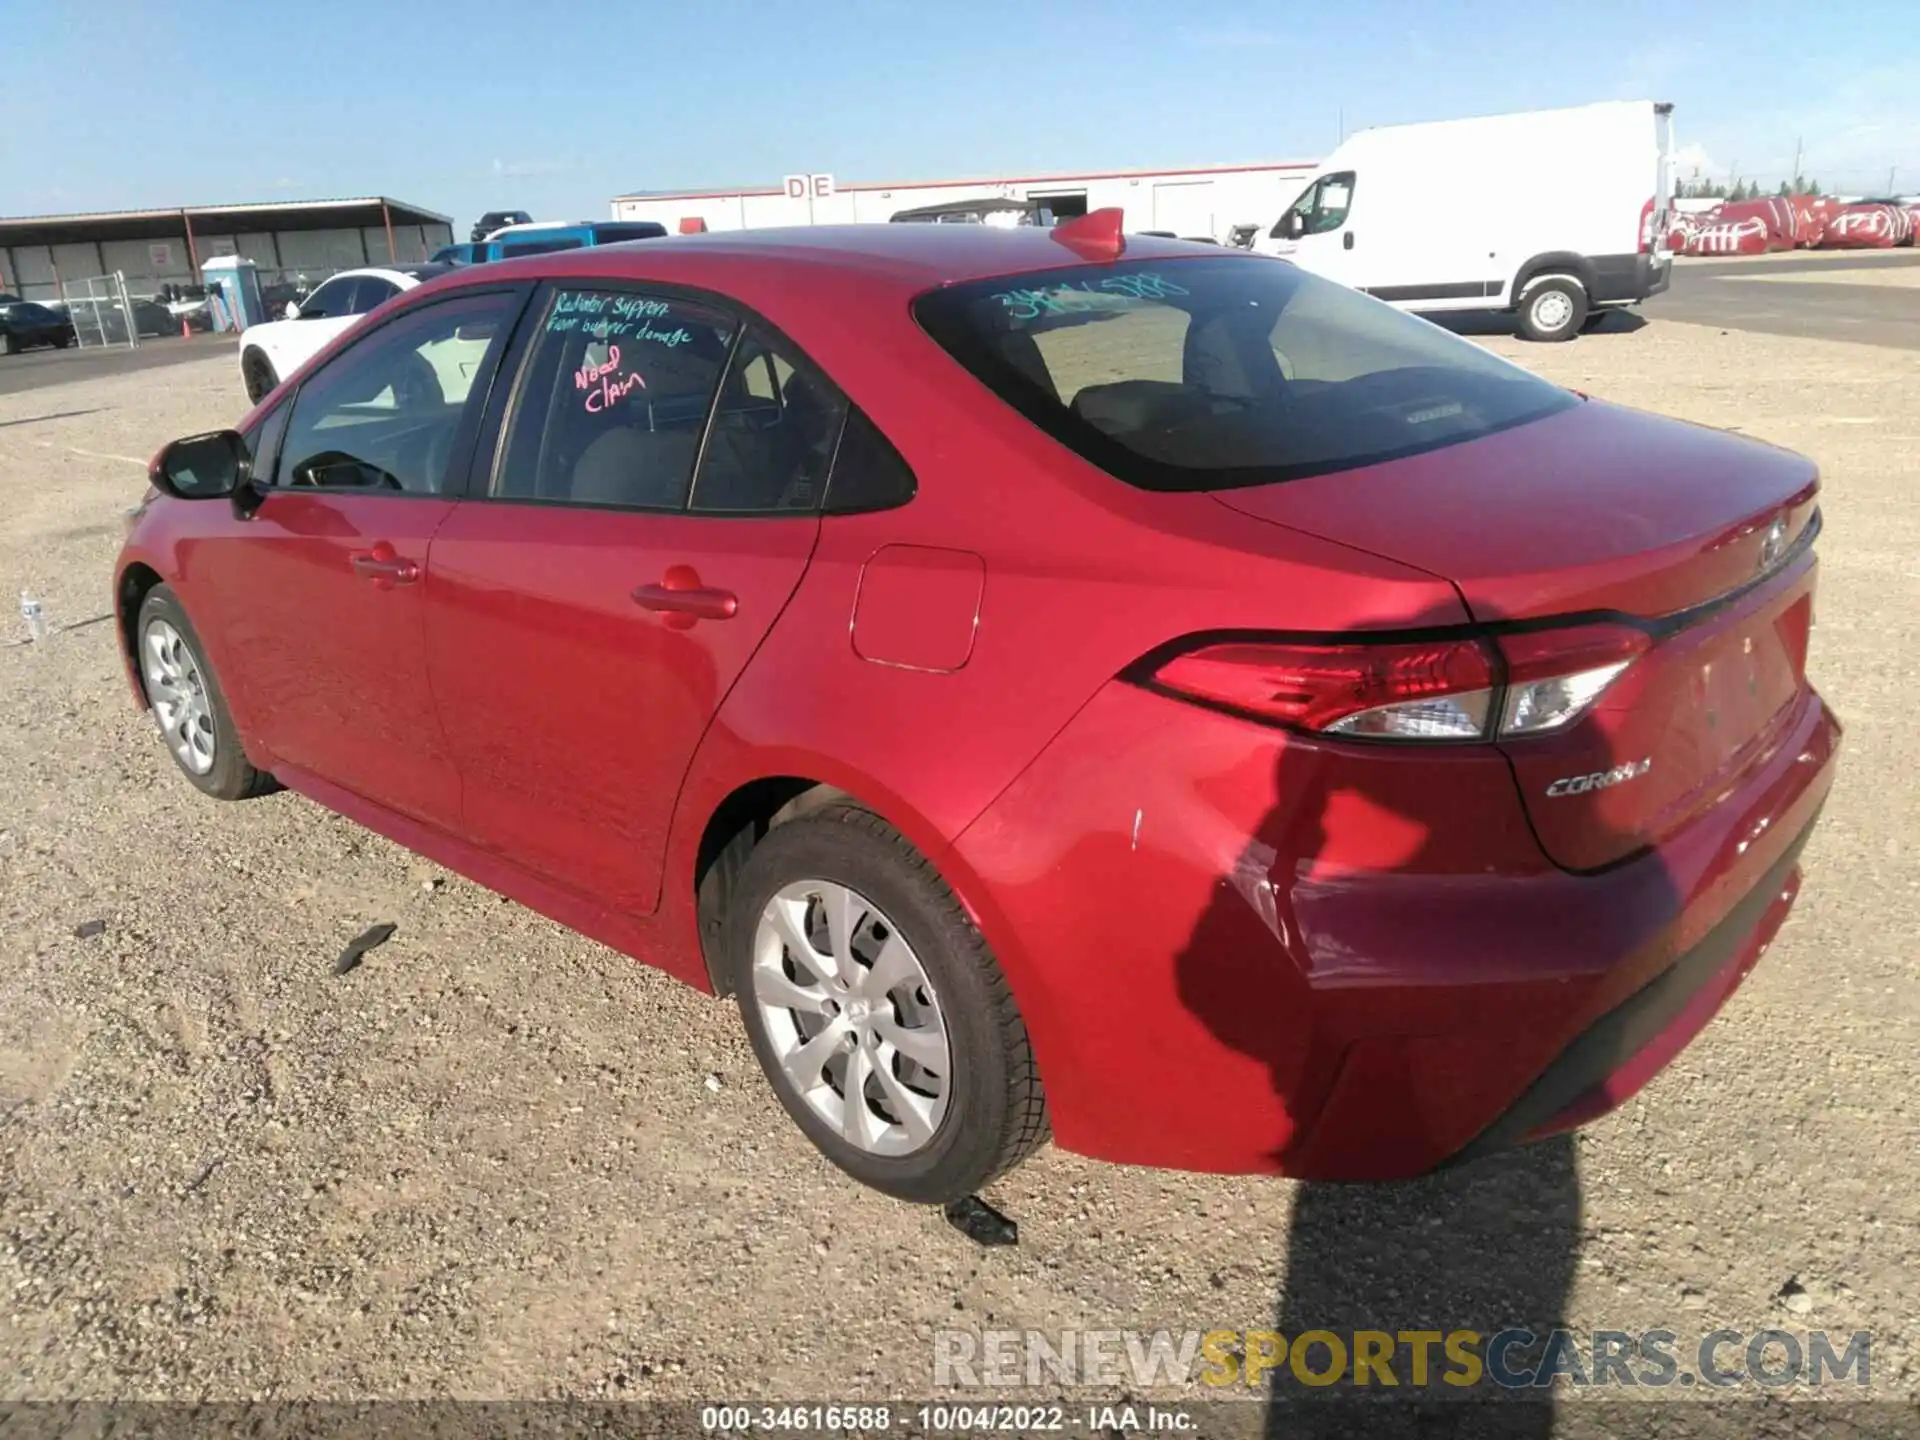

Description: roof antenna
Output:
[1050,207,1125,262]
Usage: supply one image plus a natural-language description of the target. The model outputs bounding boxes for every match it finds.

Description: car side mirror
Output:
[149,430,249,500]
[283,301,301,320]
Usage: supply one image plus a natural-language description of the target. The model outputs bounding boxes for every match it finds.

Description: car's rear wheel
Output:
[241,349,279,404]
[1516,276,1589,342]
[136,585,271,801]
[726,806,1048,1203]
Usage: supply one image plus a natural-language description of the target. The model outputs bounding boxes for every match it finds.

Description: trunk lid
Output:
[1212,400,1821,869]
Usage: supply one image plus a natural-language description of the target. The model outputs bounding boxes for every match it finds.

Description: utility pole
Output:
[1792,137,1802,186]
[1889,165,1899,196]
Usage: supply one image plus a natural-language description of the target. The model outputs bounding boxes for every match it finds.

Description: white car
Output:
[238,264,453,403]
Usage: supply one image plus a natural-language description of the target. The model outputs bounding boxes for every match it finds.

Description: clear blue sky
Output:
[3,0,1916,229]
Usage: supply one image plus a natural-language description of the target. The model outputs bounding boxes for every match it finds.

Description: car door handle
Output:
[349,545,420,586]
[632,565,737,624]
[1343,231,1354,250]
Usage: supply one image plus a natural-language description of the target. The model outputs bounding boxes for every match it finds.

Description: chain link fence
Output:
[57,273,143,350]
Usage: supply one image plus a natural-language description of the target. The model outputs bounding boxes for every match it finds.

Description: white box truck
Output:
[1255,100,1675,341]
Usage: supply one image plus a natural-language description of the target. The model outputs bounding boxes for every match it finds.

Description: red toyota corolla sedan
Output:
[116,214,1839,1203]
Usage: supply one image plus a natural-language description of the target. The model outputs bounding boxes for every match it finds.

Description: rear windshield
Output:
[913,257,1577,490]
[500,237,585,257]
[594,223,667,242]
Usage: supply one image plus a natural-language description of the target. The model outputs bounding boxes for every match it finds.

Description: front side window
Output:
[493,287,737,509]
[1275,171,1356,238]
[275,292,517,493]
[690,326,847,513]
[914,257,1577,491]
[297,277,356,319]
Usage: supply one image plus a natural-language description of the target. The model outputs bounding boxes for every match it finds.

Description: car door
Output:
[268,273,366,374]
[1267,171,1362,289]
[203,286,526,829]
[425,284,839,913]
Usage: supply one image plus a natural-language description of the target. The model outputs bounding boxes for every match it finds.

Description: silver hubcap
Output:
[142,620,216,775]
[753,880,950,1158]
[1532,289,1574,331]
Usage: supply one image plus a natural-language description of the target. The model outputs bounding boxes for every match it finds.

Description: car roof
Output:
[323,263,454,287]
[441,223,1224,293]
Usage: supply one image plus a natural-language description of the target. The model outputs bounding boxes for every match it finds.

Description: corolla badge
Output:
[1546,757,1653,797]
[1759,516,1789,570]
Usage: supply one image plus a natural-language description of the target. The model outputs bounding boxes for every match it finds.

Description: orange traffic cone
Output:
[180,318,191,339]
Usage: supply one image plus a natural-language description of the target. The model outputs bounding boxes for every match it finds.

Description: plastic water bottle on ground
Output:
[19,592,49,644]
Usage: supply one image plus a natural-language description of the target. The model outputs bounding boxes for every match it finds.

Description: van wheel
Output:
[726,806,1049,1203]
[1517,277,1588,342]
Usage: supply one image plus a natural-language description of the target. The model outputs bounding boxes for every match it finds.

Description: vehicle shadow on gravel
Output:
[1170,592,1679,1438]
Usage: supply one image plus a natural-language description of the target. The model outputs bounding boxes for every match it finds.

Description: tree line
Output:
[1676,175,1823,200]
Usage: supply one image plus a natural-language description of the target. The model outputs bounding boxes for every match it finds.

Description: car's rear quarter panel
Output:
[658,258,1474,1114]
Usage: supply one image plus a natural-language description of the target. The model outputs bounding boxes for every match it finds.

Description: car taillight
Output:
[1146,625,1648,743]
[1151,638,1497,741]
[1495,624,1650,736]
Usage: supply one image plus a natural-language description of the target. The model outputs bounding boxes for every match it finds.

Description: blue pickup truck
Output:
[431,220,669,267]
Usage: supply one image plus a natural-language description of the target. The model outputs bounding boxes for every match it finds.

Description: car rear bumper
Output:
[951,681,1840,1180]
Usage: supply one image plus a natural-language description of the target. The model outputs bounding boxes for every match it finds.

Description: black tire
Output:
[241,349,279,404]
[1516,275,1589,342]
[53,333,72,349]
[726,806,1048,1203]
[134,585,273,801]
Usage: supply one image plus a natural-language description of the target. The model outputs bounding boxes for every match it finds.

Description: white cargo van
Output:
[1256,100,1675,341]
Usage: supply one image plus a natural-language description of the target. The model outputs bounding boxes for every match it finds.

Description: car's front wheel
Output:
[241,349,279,404]
[136,585,271,801]
[727,806,1048,1203]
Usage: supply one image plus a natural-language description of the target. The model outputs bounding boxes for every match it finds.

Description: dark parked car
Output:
[471,209,533,242]
[1,302,76,353]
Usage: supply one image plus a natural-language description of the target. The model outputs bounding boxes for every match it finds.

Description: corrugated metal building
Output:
[0,197,454,303]
[610,162,1319,244]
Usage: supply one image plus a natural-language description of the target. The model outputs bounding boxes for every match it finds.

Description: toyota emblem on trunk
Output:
[1759,517,1788,570]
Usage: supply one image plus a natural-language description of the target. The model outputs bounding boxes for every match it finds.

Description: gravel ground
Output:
[1,317,1916,1422]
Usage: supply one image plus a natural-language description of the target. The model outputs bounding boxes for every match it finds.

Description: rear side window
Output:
[691,326,847,513]
[493,287,737,509]
[914,258,1576,491]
